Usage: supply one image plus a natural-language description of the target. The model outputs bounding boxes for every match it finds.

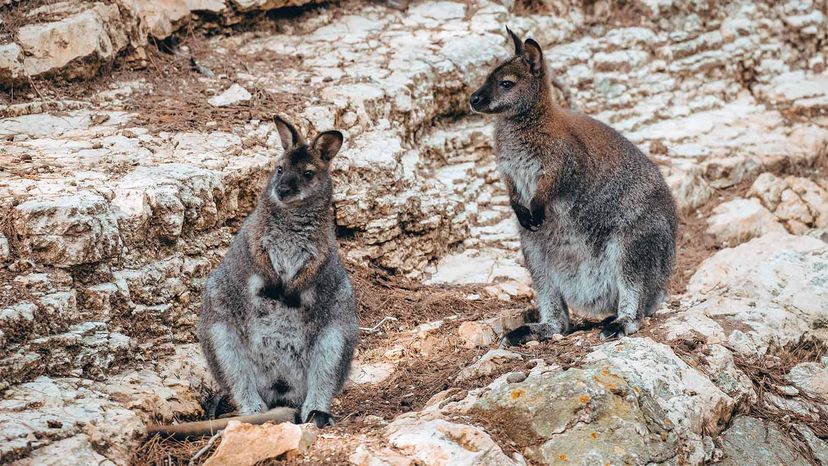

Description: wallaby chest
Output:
[260,231,317,285]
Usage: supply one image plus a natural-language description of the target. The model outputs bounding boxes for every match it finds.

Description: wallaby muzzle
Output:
[469,88,491,113]
[276,174,300,201]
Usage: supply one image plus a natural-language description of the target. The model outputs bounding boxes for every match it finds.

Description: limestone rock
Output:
[14,2,133,81]
[383,414,522,466]
[0,377,143,464]
[204,421,316,466]
[348,361,395,385]
[787,361,828,400]
[208,84,253,107]
[706,198,786,246]
[718,416,809,466]
[455,349,522,382]
[9,435,116,466]
[13,192,122,268]
[458,321,497,349]
[129,0,193,39]
[667,232,828,354]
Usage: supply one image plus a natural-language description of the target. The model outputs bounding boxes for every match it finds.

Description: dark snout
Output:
[276,174,299,201]
[469,87,491,113]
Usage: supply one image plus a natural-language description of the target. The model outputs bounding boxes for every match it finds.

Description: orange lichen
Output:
[511,389,524,400]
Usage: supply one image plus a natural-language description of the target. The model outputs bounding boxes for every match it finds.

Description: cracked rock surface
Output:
[1,0,828,464]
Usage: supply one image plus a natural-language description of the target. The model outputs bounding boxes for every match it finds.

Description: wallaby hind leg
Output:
[300,325,354,427]
[601,279,643,340]
[203,393,226,420]
[206,321,267,415]
[503,274,568,346]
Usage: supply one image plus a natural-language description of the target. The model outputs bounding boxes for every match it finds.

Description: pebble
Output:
[506,372,527,384]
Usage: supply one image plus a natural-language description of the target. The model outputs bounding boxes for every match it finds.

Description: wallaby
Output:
[470,28,677,344]
[197,116,358,427]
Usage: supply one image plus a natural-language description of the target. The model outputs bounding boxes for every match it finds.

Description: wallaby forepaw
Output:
[600,319,638,340]
[502,325,534,347]
[305,410,335,428]
[513,204,534,230]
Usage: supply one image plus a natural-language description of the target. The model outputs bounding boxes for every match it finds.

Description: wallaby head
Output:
[470,27,547,116]
[267,116,344,208]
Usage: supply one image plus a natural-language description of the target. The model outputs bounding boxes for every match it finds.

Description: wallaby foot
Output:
[204,393,226,420]
[305,410,335,428]
[600,317,639,340]
[501,322,561,347]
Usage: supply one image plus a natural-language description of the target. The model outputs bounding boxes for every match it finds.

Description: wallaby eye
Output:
[499,80,515,90]
[303,170,315,179]
[276,166,283,175]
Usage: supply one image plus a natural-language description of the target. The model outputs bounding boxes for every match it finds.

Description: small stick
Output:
[146,407,297,439]
[360,316,398,334]
[189,430,223,465]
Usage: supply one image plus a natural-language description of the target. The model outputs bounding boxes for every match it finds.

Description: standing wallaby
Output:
[197,116,358,427]
[470,28,677,344]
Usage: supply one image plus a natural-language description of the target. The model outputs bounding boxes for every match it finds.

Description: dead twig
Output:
[189,430,223,465]
[360,316,398,334]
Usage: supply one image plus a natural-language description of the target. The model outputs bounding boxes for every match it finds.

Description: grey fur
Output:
[197,117,357,426]
[472,29,677,343]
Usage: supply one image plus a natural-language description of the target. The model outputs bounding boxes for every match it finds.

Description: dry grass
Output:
[733,338,828,465]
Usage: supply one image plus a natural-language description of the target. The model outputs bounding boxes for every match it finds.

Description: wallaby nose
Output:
[470,93,482,109]
[277,185,295,199]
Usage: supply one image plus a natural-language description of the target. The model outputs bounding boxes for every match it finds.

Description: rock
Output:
[706,198,786,246]
[666,164,714,212]
[9,434,116,466]
[12,2,133,81]
[349,444,413,466]
[208,84,253,107]
[749,173,828,232]
[458,321,497,349]
[130,0,193,39]
[0,377,144,464]
[718,416,809,466]
[426,248,531,286]
[383,414,522,466]
[663,232,828,354]
[0,234,10,262]
[231,0,316,12]
[455,349,522,382]
[13,192,122,268]
[472,357,676,465]
[505,371,526,384]
[349,361,395,385]
[204,421,316,466]
[787,361,828,400]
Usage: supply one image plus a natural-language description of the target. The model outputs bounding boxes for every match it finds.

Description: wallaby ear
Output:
[523,38,544,75]
[273,115,304,151]
[506,26,523,56]
[312,130,344,162]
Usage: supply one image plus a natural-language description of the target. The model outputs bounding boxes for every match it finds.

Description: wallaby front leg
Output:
[505,175,534,230]
[208,322,267,415]
[301,326,349,427]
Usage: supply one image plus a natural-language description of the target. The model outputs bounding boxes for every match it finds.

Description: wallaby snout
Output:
[469,89,489,113]
[275,172,300,202]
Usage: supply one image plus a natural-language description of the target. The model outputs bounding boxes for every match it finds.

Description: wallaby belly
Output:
[245,293,312,408]
[521,214,620,317]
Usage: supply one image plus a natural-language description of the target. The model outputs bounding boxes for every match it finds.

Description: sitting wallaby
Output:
[197,116,358,427]
[470,28,677,344]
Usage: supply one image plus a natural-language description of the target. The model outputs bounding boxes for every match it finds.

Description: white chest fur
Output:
[264,239,315,284]
[497,151,542,206]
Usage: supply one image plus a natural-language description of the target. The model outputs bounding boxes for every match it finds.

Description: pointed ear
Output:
[523,38,544,75]
[312,130,343,162]
[506,26,523,56]
[273,115,304,151]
